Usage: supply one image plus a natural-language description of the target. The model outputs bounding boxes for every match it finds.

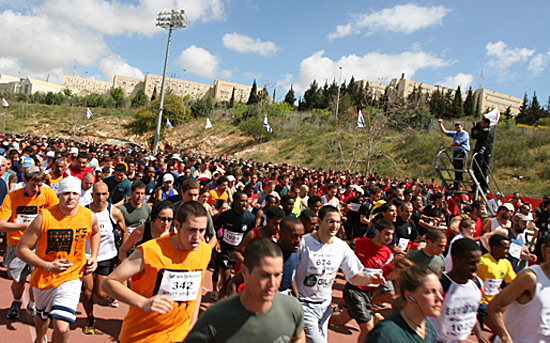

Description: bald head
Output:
[92,181,109,207]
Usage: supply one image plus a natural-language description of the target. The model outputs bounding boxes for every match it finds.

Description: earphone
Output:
[408,295,416,302]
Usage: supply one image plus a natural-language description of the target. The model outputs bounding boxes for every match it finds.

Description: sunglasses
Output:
[157,216,174,222]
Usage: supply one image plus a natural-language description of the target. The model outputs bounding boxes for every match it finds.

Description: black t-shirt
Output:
[393,216,418,242]
[214,209,256,253]
[411,208,425,235]
[422,203,442,220]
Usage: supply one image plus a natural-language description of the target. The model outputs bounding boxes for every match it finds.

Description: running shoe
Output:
[83,316,96,334]
[6,300,22,319]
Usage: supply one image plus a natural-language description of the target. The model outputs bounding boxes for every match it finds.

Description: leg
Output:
[302,303,327,343]
[51,319,71,343]
[80,273,94,318]
[93,274,109,300]
[12,279,26,300]
[357,320,375,343]
[34,315,50,343]
[218,267,232,299]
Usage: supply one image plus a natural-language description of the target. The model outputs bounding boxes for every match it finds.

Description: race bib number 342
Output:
[156,269,202,302]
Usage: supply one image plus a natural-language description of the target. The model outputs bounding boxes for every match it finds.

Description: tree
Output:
[247,80,259,105]
[302,80,320,111]
[463,87,475,117]
[131,89,150,108]
[284,85,296,106]
[151,86,158,101]
[110,87,126,108]
[451,86,464,118]
[229,88,235,108]
[261,85,269,105]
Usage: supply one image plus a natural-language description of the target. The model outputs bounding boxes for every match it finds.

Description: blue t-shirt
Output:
[280,251,300,292]
[446,130,470,152]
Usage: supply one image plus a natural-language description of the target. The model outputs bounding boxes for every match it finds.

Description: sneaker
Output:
[83,316,95,335]
[210,291,219,301]
[6,300,22,319]
[27,302,36,317]
[108,297,119,308]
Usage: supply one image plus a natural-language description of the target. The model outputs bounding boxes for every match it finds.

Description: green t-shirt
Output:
[118,202,152,234]
[365,312,437,343]
[184,292,304,343]
[407,249,445,276]
[103,176,132,204]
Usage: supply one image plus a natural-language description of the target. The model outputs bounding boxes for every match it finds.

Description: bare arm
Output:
[102,248,174,314]
[118,224,145,263]
[438,119,446,134]
[486,269,537,343]
[348,272,385,287]
[86,213,101,274]
[290,331,306,343]
[15,214,52,271]
[0,218,29,233]
[232,230,255,265]
[112,207,128,246]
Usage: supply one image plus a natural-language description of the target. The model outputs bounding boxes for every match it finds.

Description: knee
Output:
[53,320,71,335]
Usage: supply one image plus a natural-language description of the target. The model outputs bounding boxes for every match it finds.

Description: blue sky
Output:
[1,0,549,103]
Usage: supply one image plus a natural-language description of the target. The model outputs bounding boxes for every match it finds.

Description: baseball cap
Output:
[502,203,514,212]
[69,147,79,155]
[46,151,55,158]
[163,174,175,182]
[227,175,236,182]
[512,213,533,222]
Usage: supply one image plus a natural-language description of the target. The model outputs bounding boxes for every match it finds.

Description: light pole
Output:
[152,9,186,153]
[335,66,342,119]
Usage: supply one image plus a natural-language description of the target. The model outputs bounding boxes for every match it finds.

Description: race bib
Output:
[307,253,337,274]
[17,213,38,224]
[349,203,361,212]
[398,238,410,251]
[362,268,383,288]
[223,230,243,246]
[483,278,503,296]
[303,273,336,290]
[539,309,550,336]
[509,243,522,259]
[157,270,202,302]
[442,312,477,341]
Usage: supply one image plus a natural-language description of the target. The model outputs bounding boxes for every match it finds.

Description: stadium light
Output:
[153,9,187,153]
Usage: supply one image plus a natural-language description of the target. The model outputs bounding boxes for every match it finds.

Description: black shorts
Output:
[343,283,373,324]
[214,249,236,270]
[95,258,116,276]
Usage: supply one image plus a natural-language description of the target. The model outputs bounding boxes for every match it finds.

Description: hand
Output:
[369,273,386,285]
[215,242,221,253]
[438,119,443,124]
[85,258,97,274]
[529,254,537,262]
[48,259,72,274]
[141,295,174,314]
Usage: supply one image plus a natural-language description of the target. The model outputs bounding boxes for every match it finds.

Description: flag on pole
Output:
[484,106,500,126]
[2,98,10,107]
[205,118,213,129]
[263,114,273,133]
[357,110,365,128]
[166,118,173,128]
[86,108,93,119]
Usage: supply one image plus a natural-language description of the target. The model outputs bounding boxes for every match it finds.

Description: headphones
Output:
[408,295,416,303]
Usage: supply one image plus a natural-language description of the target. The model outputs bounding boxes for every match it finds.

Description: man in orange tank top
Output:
[102,201,212,343]
[16,176,100,343]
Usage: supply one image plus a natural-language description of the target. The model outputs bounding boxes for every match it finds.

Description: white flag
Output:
[205,118,213,129]
[166,118,173,128]
[1,98,9,107]
[357,110,365,128]
[86,108,93,119]
[263,114,272,132]
[484,107,500,126]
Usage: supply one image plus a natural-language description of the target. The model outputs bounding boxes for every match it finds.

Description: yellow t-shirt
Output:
[30,205,92,289]
[119,234,212,343]
[0,187,59,246]
[207,189,229,206]
[477,252,516,304]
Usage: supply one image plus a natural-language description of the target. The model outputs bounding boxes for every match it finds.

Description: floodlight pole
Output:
[335,66,342,119]
[153,10,186,153]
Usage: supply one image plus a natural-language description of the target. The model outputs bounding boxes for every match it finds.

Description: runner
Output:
[407,229,447,276]
[0,168,58,319]
[102,201,211,343]
[118,181,152,236]
[487,235,550,343]
[103,163,131,206]
[81,182,127,334]
[184,238,305,343]
[45,158,67,194]
[64,152,95,180]
[295,205,385,343]
[16,176,100,343]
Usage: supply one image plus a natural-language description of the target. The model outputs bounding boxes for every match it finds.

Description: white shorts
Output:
[33,279,82,323]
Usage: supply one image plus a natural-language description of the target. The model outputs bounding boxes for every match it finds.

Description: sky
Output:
[1,0,549,103]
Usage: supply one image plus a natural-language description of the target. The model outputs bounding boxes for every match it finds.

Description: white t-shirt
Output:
[295,234,363,303]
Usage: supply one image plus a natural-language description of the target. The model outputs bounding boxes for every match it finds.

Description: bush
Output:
[238,117,269,142]
[133,107,157,133]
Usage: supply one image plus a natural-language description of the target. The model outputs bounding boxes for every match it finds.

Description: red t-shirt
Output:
[64,165,95,180]
[352,237,394,291]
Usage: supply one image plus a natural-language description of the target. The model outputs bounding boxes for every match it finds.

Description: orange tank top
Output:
[119,234,212,343]
[30,205,92,290]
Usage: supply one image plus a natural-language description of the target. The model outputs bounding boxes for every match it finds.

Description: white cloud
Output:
[437,73,474,90]
[219,69,233,79]
[244,71,262,80]
[485,41,535,69]
[528,51,550,75]
[98,54,144,81]
[295,50,450,94]
[174,45,220,78]
[274,73,294,94]
[40,0,227,37]
[328,4,451,40]
[222,33,280,56]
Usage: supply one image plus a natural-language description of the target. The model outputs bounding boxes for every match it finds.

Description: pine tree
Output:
[247,80,259,105]
[516,93,530,124]
[302,80,320,111]
[229,88,235,108]
[284,85,296,106]
[463,87,475,117]
[151,86,158,101]
[451,86,464,118]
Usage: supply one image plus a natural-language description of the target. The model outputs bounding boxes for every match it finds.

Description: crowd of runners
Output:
[0,132,549,343]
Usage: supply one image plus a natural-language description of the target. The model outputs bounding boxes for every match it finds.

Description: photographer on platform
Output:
[471,118,495,195]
